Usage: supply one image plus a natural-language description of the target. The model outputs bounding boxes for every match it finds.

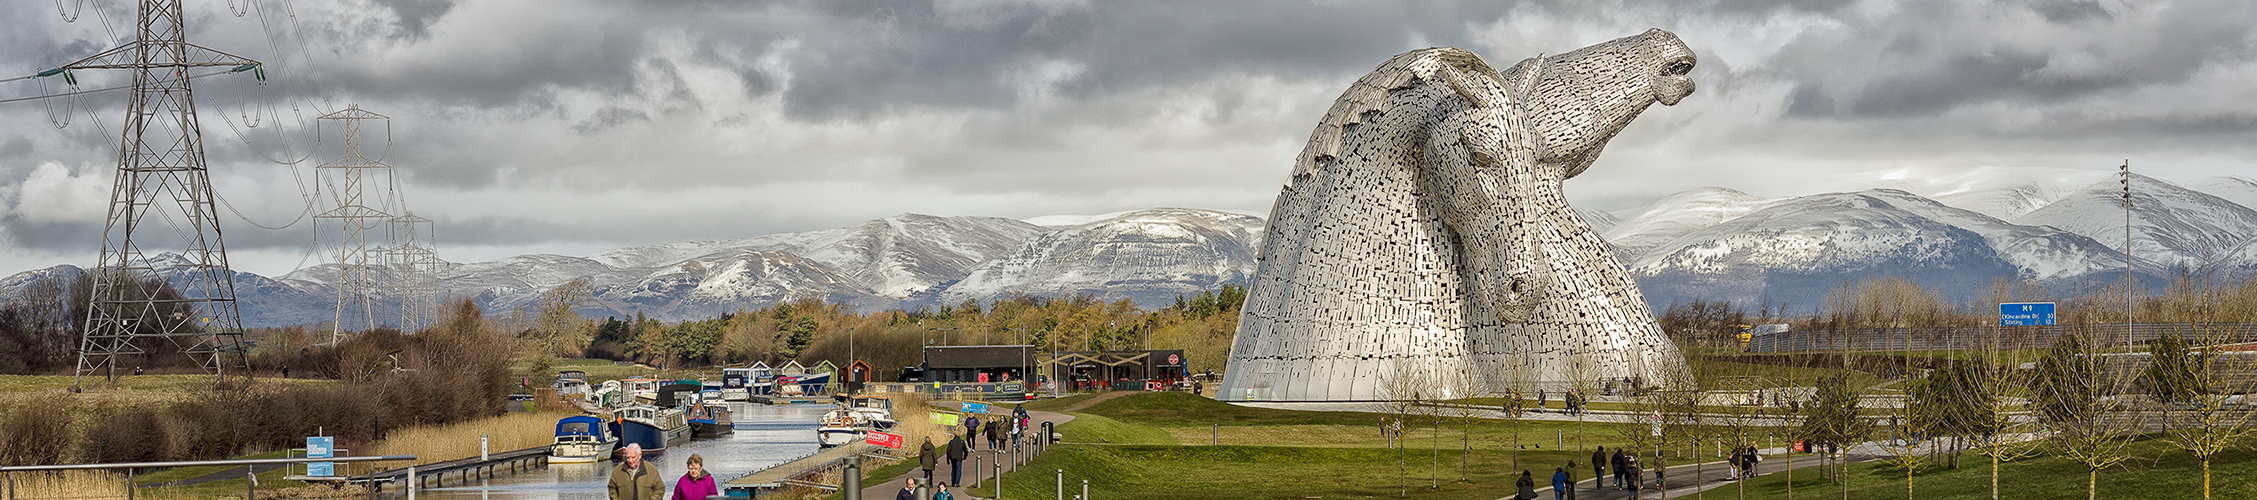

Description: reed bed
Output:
[367,411,567,467]
[1,471,130,500]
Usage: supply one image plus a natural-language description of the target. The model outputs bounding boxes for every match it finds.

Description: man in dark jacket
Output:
[897,477,919,500]
[966,414,982,450]
[1589,448,1605,491]
[918,438,938,484]
[946,434,970,486]
[1611,449,1627,489]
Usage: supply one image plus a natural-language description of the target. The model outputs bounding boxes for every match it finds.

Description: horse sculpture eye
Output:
[1664,60,1693,76]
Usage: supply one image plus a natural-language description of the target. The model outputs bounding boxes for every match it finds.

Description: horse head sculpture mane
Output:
[1221,29,1697,402]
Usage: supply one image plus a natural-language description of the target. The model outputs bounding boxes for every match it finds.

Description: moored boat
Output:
[815,407,864,447]
[610,404,690,453]
[688,400,735,438]
[721,368,752,401]
[549,415,618,463]
[844,394,896,430]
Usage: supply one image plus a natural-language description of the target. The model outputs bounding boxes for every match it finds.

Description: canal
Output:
[397,403,828,499]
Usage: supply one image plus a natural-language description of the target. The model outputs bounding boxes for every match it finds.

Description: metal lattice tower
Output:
[316,105,391,342]
[66,0,260,389]
[387,212,441,333]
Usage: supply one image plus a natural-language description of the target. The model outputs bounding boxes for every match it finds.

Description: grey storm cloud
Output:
[2,0,2255,275]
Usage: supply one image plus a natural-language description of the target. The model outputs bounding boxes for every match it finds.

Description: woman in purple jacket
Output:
[674,454,719,500]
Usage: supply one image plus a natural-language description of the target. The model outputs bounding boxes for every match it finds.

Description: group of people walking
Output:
[912,404,1036,499]
[1512,444,1770,500]
[604,402,1037,500]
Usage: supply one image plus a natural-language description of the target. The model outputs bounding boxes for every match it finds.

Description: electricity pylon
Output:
[63,0,261,389]
[316,105,391,342]
[388,212,441,333]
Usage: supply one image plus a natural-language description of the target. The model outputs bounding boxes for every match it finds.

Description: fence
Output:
[1744,322,2257,353]
[1,455,415,500]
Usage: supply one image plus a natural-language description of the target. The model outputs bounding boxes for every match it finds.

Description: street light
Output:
[920,321,959,367]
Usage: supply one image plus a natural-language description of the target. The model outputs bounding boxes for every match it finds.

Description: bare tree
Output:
[2035,327,2142,500]
[2147,271,2257,500]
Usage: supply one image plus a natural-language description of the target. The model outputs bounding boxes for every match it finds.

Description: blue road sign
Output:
[2000,302,2056,326]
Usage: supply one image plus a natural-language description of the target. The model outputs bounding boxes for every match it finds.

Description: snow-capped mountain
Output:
[1601,187,1781,258]
[6,168,2254,326]
[937,208,1265,307]
[587,250,887,319]
[2016,173,2257,270]
[1624,189,2136,308]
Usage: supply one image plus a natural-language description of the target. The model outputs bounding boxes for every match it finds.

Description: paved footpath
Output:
[1496,443,1891,500]
[858,408,1076,500]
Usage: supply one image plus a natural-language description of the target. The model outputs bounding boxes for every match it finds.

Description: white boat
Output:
[550,415,618,463]
[720,367,753,401]
[844,395,897,430]
[816,407,865,447]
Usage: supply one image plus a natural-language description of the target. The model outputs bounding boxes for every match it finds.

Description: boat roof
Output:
[556,415,609,437]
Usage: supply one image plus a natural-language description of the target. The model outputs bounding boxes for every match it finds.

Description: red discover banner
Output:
[867,431,905,449]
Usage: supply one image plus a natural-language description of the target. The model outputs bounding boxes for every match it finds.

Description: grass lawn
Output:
[981,391,2257,500]
[1734,434,2257,500]
[979,392,1667,500]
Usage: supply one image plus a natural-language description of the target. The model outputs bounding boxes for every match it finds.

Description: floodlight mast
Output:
[66,0,261,390]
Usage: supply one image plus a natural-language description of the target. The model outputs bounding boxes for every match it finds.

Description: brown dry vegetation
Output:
[0,299,515,467]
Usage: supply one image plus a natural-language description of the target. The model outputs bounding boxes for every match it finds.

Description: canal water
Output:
[392,403,828,499]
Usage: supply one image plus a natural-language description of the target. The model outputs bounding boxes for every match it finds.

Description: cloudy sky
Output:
[2,0,2254,277]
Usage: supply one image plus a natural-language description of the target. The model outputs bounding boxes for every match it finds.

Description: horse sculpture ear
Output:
[1513,54,1545,101]
[1440,64,1503,110]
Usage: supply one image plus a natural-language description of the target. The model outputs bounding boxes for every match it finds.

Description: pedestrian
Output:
[1726,448,1743,480]
[1009,415,1025,450]
[1611,449,1627,489]
[1625,460,1643,499]
[672,453,718,500]
[1589,448,1605,491]
[897,478,918,500]
[1652,452,1666,490]
[1551,467,1570,500]
[918,438,938,485]
[1563,461,1578,500]
[1744,447,1761,478]
[967,414,983,451]
[1516,470,1538,500]
[990,418,1005,450]
[933,481,956,500]
[1538,389,1548,412]
[607,444,664,500]
[946,433,969,486]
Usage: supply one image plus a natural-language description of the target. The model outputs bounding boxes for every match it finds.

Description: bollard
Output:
[1056,469,1063,500]
[246,465,255,500]
[481,434,490,461]
[407,464,417,500]
[1081,479,1088,500]
[976,455,985,489]
[993,459,1002,499]
[1212,424,1217,445]
[843,456,863,500]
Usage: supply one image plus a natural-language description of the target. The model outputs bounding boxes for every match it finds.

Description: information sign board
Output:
[962,402,991,414]
[1999,302,2057,326]
[306,436,334,477]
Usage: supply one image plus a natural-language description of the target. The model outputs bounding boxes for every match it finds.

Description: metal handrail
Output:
[3,455,418,500]
[0,455,416,472]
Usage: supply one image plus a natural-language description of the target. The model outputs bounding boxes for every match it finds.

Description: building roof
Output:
[926,345,1037,369]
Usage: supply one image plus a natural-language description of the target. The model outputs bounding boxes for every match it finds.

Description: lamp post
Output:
[921,321,959,373]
